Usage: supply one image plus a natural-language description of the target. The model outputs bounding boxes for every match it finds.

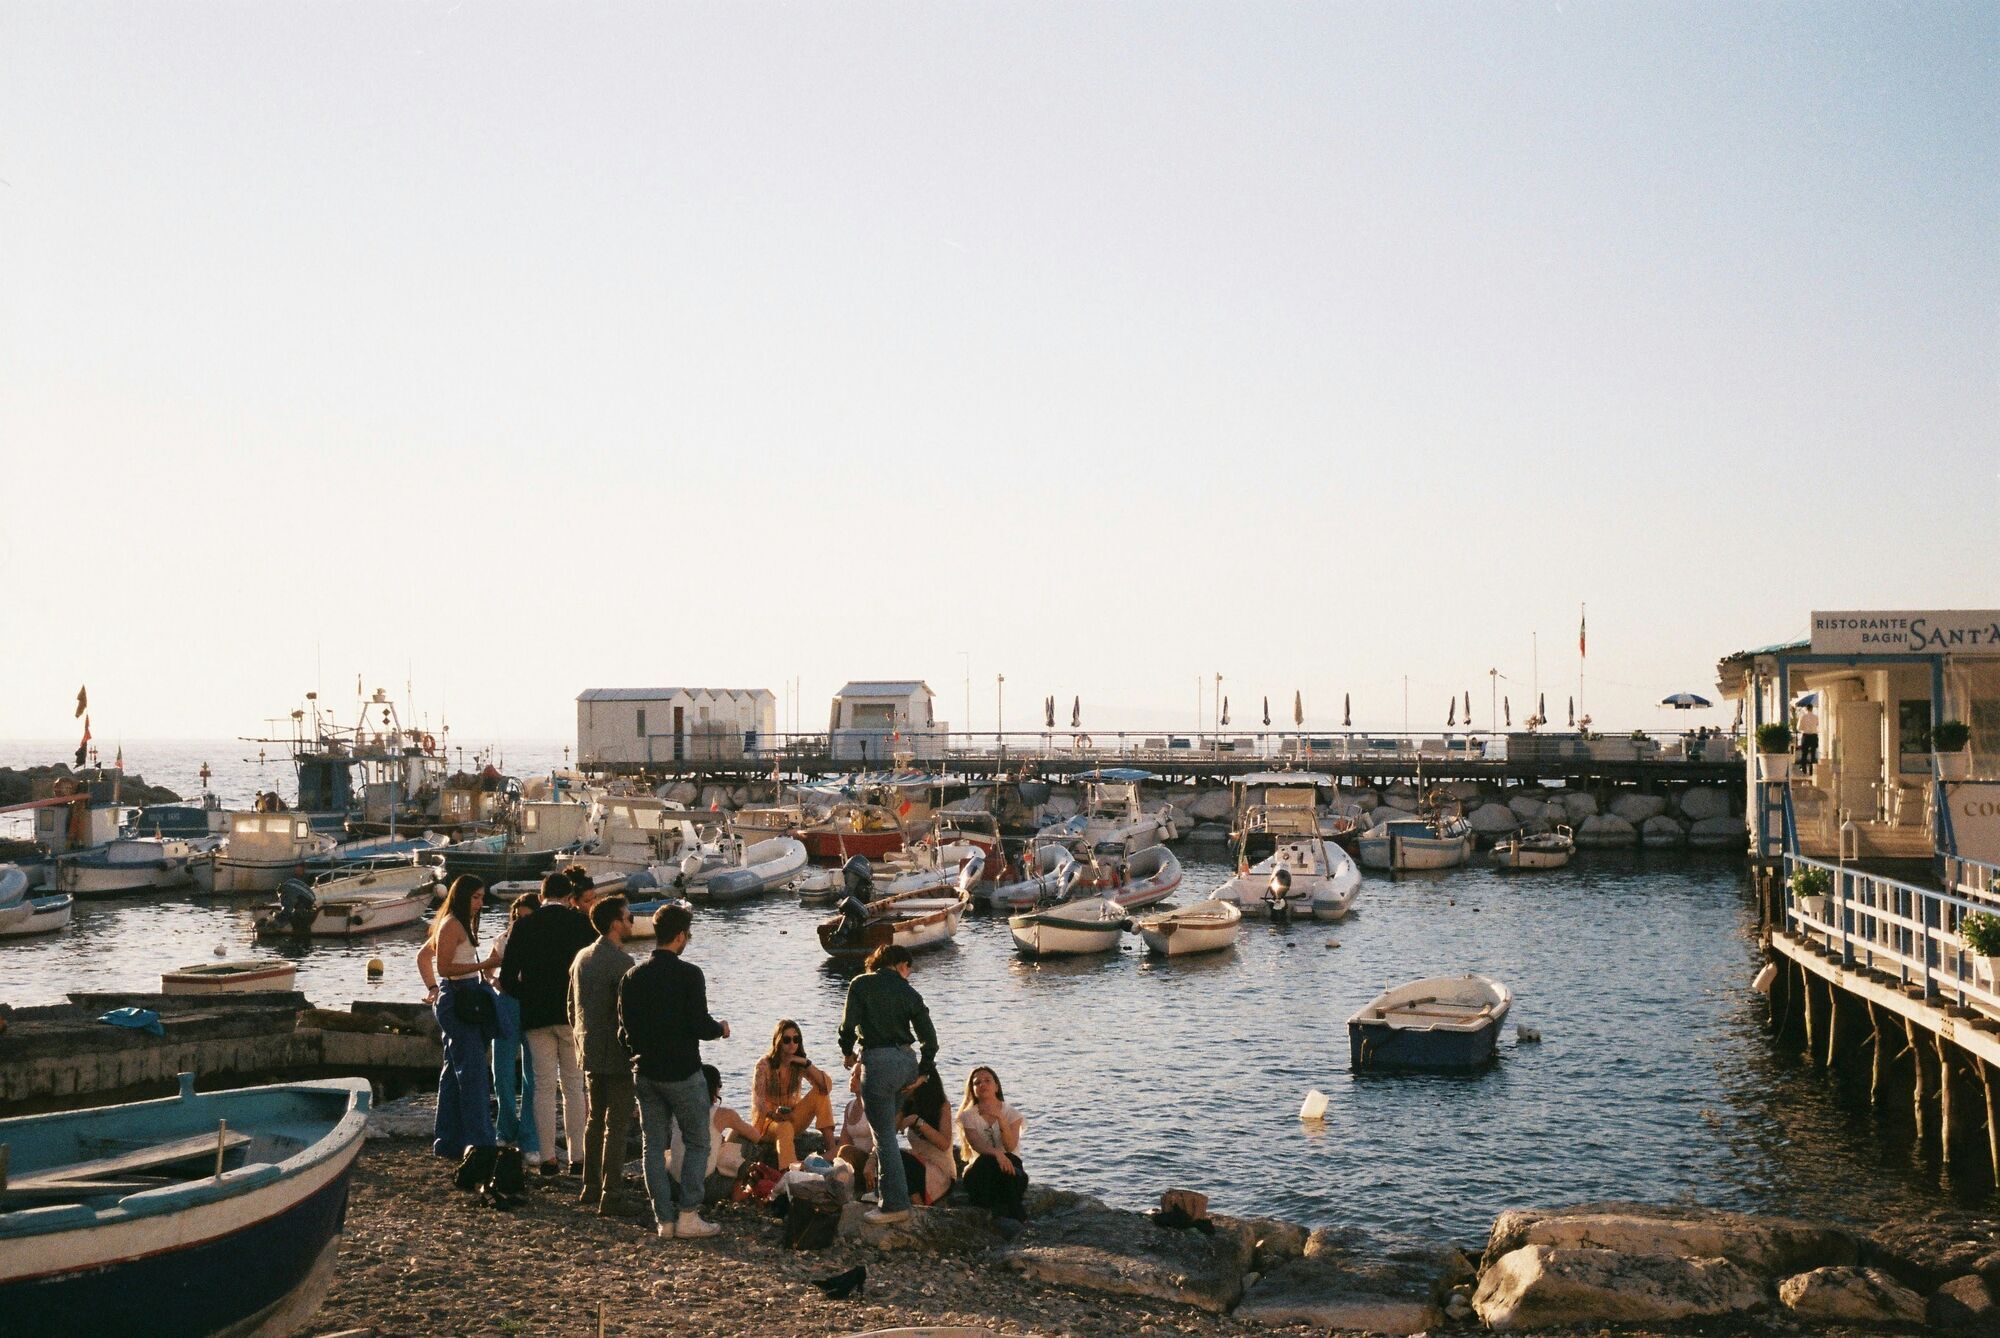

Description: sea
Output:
[0,739,1986,1250]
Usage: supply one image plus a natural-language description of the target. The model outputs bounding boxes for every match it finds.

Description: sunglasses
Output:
[781,1035,802,1044]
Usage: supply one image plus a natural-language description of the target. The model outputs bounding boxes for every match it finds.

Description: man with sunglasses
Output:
[569,893,642,1216]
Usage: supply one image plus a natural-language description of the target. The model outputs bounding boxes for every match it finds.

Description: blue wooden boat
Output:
[1347,974,1512,1071]
[0,1072,370,1337]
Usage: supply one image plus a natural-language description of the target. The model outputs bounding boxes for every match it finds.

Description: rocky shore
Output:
[319,1115,1998,1336]
[0,762,181,810]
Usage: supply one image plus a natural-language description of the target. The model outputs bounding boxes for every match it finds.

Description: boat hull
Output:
[1356,832,1475,871]
[1491,845,1572,870]
[1008,899,1127,957]
[801,829,904,863]
[816,895,964,960]
[162,961,300,995]
[1134,900,1240,957]
[439,847,559,885]
[0,894,72,937]
[1348,1017,1501,1070]
[191,857,311,896]
[255,892,427,938]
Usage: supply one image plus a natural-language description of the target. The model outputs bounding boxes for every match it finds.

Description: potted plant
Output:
[1932,720,1973,780]
[1790,865,1831,922]
[1756,722,1793,782]
[1960,910,2000,988]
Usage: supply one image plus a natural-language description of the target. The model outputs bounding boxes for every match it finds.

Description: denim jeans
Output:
[635,1071,710,1221]
[432,980,497,1159]
[491,993,538,1151]
[860,1046,919,1212]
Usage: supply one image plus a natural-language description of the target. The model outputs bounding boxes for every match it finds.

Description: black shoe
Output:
[539,1161,560,1178]
[565,1162,582,1176]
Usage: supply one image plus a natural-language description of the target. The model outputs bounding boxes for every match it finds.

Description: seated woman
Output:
[751,1019,836,1167]
[834,1064,875,1191]
[896,1069,957,1207]
[670,1063,762,1191]
[957,1065,1028,1220]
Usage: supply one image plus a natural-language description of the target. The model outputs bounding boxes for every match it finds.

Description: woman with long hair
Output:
[896,1068,956,1206]
[956,1065,1028,1220]
[490,892,540,1158]
[751,1018,835,1167]
[416,875,502,1168]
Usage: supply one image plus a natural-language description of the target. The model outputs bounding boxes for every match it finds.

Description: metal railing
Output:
[1784,852,2000,1019]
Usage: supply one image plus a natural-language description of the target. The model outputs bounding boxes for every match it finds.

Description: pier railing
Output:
[1785,852,2000,1021]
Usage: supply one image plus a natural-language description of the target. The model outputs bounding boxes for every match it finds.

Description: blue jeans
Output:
[635,1071,710,1222]
[432,980,498,1159]
[860,1046,919,1212]
[491,993,538,1150]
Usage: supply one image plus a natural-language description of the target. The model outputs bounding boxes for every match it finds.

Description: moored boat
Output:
[161,959,300,995]
[190,812,336,895]
[817,887,967,961]
[1355,805,1476,872]
[54,836,213,897]
[0,1071,368,1337]
[1347,974,1512,1071]
[1098,844,1184,911]
[1036,771,1176,859]
[1491,826,1576,870]
[980,843,1078,912]
[681,835,810,902]
[798,800,906,864]
[1214,779,1362,918]
[254,865,435,938]
[0,892,73,937]
[1133,898,1242,957]
[1008,895,1130,957]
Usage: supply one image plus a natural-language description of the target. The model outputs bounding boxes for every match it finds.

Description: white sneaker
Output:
[655,1221,674,1239]
[674,1211,720,1239]
[864,1206,910,1224]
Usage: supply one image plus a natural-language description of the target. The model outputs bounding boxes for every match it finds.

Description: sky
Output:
[3,2,1995,745]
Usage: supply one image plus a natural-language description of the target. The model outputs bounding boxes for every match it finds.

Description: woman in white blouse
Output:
[956,1066,1028,1220]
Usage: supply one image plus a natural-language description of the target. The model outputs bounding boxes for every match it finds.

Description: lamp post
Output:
[996,674,1005,750]
[961,651,970,752]
[1214,672,1222,746]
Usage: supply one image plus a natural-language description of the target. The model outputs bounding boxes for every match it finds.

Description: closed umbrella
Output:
[1464,690,1472,727]
[1071,696,1080,729]
[1538,692,1546,721]
[1342,692,1351,727]
[1447,698,1456,727]
[1505,696,1512,727]
[1262,696,1270,727]
[1044,696,1054,729]
[1568,696,1575,727]
[1221,696,1230,727]
[1294,691,1304,727]
[1660,692,1713,710]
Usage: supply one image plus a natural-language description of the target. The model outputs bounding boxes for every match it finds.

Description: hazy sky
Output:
[4,3,1995,744]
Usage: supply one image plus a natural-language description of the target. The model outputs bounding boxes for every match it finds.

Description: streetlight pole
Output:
[1214,672,1222,743]
[961,651,970,752]
[996,674,1005,750]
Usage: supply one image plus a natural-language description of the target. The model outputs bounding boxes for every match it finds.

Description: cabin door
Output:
[1833,701,1884,822]
[674,706,685,761]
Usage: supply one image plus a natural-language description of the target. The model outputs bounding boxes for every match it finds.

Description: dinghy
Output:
[790,867,841,905]
[0,1072,369,1337]
[682,836,809,902]
[1097,844,1184,911]
[1008,895,1130,957]
[816,887,967,961]
[1133,898,1241,957]
[981,844,1078,912]
[1491,826,1575,870]
[161,960,299,995]
[254,866,436,938]
[0,892,73,937]
[1347,974,1512,1071]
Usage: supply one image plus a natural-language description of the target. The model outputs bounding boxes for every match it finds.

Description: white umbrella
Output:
[1660,692,1712,710]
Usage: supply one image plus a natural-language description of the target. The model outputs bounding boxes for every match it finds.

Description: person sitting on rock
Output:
[835,1064,875,1192]
[956,1065,1028,1221]
[670,1062,760,1189]
[896,1068,957,1207]
[751,1018,836,1167]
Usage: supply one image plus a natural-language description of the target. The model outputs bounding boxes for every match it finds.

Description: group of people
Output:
[417,867,1030,1242]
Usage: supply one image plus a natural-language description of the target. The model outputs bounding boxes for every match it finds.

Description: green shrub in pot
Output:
[1757,723,1792,753]
[1790,866,1830,899]
[1961,910,2000,957]
[1931,720,1972,752]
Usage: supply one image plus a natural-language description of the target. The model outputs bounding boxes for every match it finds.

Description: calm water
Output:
[1,740,1986,1248]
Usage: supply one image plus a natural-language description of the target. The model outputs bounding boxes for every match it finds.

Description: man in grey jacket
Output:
[569,894,640,1215]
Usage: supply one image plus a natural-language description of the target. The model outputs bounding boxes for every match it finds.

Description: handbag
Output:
[449,980,498,1028]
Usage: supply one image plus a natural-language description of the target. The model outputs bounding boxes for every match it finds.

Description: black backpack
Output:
[488,1147,527,1203]
[782,1178,844,1250]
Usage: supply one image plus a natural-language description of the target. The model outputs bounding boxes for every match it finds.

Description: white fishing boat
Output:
[1008,895,1130,957]
[189,812,336,894]
[1355,803,1476,872]
[1213,780,1362,919]
[0,892,73,937]
[1133,898,1242,957]
[817,887,967,961]
[1036,771,1177,859]
[53,836,217,897]
[1491,826,1576,870]
[981,843,1078,912]
[254,866,435,938]
[161,959,300,995]
[1347,974,1513,1071]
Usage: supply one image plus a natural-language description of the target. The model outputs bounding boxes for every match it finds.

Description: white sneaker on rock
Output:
[674,1211,720,1239]
[863,1206,910,1225]
[655,1221,674,1239]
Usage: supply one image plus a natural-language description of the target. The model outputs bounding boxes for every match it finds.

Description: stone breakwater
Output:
[328,1129,1996,1336]
[0,763,181,809]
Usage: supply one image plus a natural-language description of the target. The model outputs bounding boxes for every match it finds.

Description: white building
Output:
[577,688,777,767]
[828,680,949,762]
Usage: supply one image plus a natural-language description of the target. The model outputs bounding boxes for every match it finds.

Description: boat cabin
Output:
[436,770,514,828]
[515,801,592,853]
[576,687,777,767]
[224,811,319,860]
[828,681,949,761]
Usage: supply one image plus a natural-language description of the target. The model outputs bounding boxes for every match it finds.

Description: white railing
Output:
[1785,853,2000,1020]
[1945,853,2000,902]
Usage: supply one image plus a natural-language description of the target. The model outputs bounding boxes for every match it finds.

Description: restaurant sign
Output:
[1810,610,2000,656]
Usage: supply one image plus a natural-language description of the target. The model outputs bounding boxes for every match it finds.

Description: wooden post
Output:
[213,1119,229,1180]
[1910,1018,1927,1143]
[1869,1002,1886,1108]
[1803,972,1819,1063]
[1980,1061,2000,1190]
[1936,1033,1955,1168]
[1825,985,1841,1069]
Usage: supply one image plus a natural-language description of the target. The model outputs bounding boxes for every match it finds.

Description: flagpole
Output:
[1578,603,1586,730]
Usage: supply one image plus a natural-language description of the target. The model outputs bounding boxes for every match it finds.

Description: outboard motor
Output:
[954,849,986,896]
[836,855,874,944]
[277,877,319,935]
[1264,866,1294,924]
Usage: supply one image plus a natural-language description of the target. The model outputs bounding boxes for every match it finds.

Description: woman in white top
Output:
[414,876,502,1162]
[957,1066,1028,1220]
[834,1064,875,1190]
[670,1063,761,1186]
[897,1069,956,1206]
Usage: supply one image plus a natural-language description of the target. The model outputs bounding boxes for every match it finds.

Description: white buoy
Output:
[1299,1089,1329,1122]
[213,943,226,957]
[1516,1025,1542,1043]
[1752,962,1776,994]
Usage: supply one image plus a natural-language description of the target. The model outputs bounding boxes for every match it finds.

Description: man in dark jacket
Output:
[500,869,595,1174]
[618,901,729,1239]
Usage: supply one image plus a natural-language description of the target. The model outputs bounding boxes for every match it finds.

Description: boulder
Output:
[1931,1273,2000,1335]
[1640,815,1687,848]
[696,784,733,812]
[1235,1255,1441,1334]
[1188,789,1234,822]
[1468,803,1519,837]
[1866,1210,2000,1290]
[1557,791,1598,820]
[1573,814,1638,848]
[1022,1185,1109,1217]
[1678,786,1733,821]
[1349,789,1381,812]
[1381,782,1419,807]
[727,786,752,807]
[1484,1203,1860,1276]
[1040,795,1079,821]
[1473,1244,1766,1330]
[1507,796,1549,824]
[839,1201,1006,1254]
[1215,1215,1308,1272]
[1609,793,1668,824]
[1004,1202,1248,1313]
[1688,815,1746,848]
[1776,1266,1924,1326]
[1441,781,1485,803]
[664,781,700,805]
[1370,806,1417,830]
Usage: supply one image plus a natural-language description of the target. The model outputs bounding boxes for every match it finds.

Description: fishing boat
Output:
[1347,974,1513,1071]
[0,892,73,937]
[253,866,435,938]
[161,960,300,995]
[0,1072,370,1337]
[1213,780,1362,919]
[1133,899,1242,957]
[1036,771,1176,858]
[980,843,1078,912]
[53,836,214,897]
[816,887,967,961]
[1093,844,1184,911]
[1008,895,1131,957]
[798,799,906,863]
[189,812,336,895]
[1355,803,1476,872]
[1490,826,1576,870]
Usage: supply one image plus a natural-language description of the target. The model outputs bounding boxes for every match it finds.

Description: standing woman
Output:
[751,1019,836,1167]
[957,1066,1028,1220]
[489,893,540,1158]
[416,875,502,1175]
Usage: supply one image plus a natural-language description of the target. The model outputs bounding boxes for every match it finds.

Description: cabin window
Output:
[853,703,895,729]
[524,810,539,832]
[1973,699,2000,759]
[636,708,646,737]
[1898,701,1932,775]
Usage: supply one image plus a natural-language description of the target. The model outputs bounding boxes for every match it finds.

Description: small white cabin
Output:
[829,680,949,762]
[578,688,778,767]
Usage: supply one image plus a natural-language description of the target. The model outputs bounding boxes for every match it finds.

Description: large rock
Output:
[1777,1266,1924,1326]
[1473,1244,1766,1330]
[1236,1254,1441,1334]
[1216,1214,1307,1271]
[1678,786,1733,821]
[1688,815,1746,848]
[1640,815,1687,848]
[1441,781,1485,803]
[1573,813,1638,848]
[1484,1203,1860,1276]
[1557,791,1598,820]
[839,1201,1005,1254]
[696,784,733,812]
[1609,793,1668,824]
[1004,1203,1248,1313]
[1349,789,1381,812]
[1040,795,1079,821]
[1370,806,1417,830]
[1382,782,1419,807]
[1507,796,1550,824]
[1931,1273,2000,1335]
[1867,1210,2000,1289]
[663,781,700,805]
[1188,789,1234,822]
[1468,803,1520,837]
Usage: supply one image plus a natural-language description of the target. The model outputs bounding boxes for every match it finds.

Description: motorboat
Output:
[161,960,300,995]
[1090,844,1184,911]
[816,887,967,961]
[1008,895,1130,957]
[0,1072,369,1336]
[1036,772,1176,858]
[798,800,906,864]
[1133,899,1242,957]
[1355,802,1476,872]
[54,836,215,897]
[790,867,841,905]
[980,843,1078,912]
[0,892,73,937]
[437,832,559,887]
[1491,826,1576,870]
[1213,781,1362,919]
[1347,974,1513,1071]
[302,831,448,874]
[189,811,336,895]
[888,811,1003,882]
[253,865,436,938]
[668,828,810,902]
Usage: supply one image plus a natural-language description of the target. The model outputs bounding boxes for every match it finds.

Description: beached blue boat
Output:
[0,1073,370,1336]
[1347,973,1512,1071]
